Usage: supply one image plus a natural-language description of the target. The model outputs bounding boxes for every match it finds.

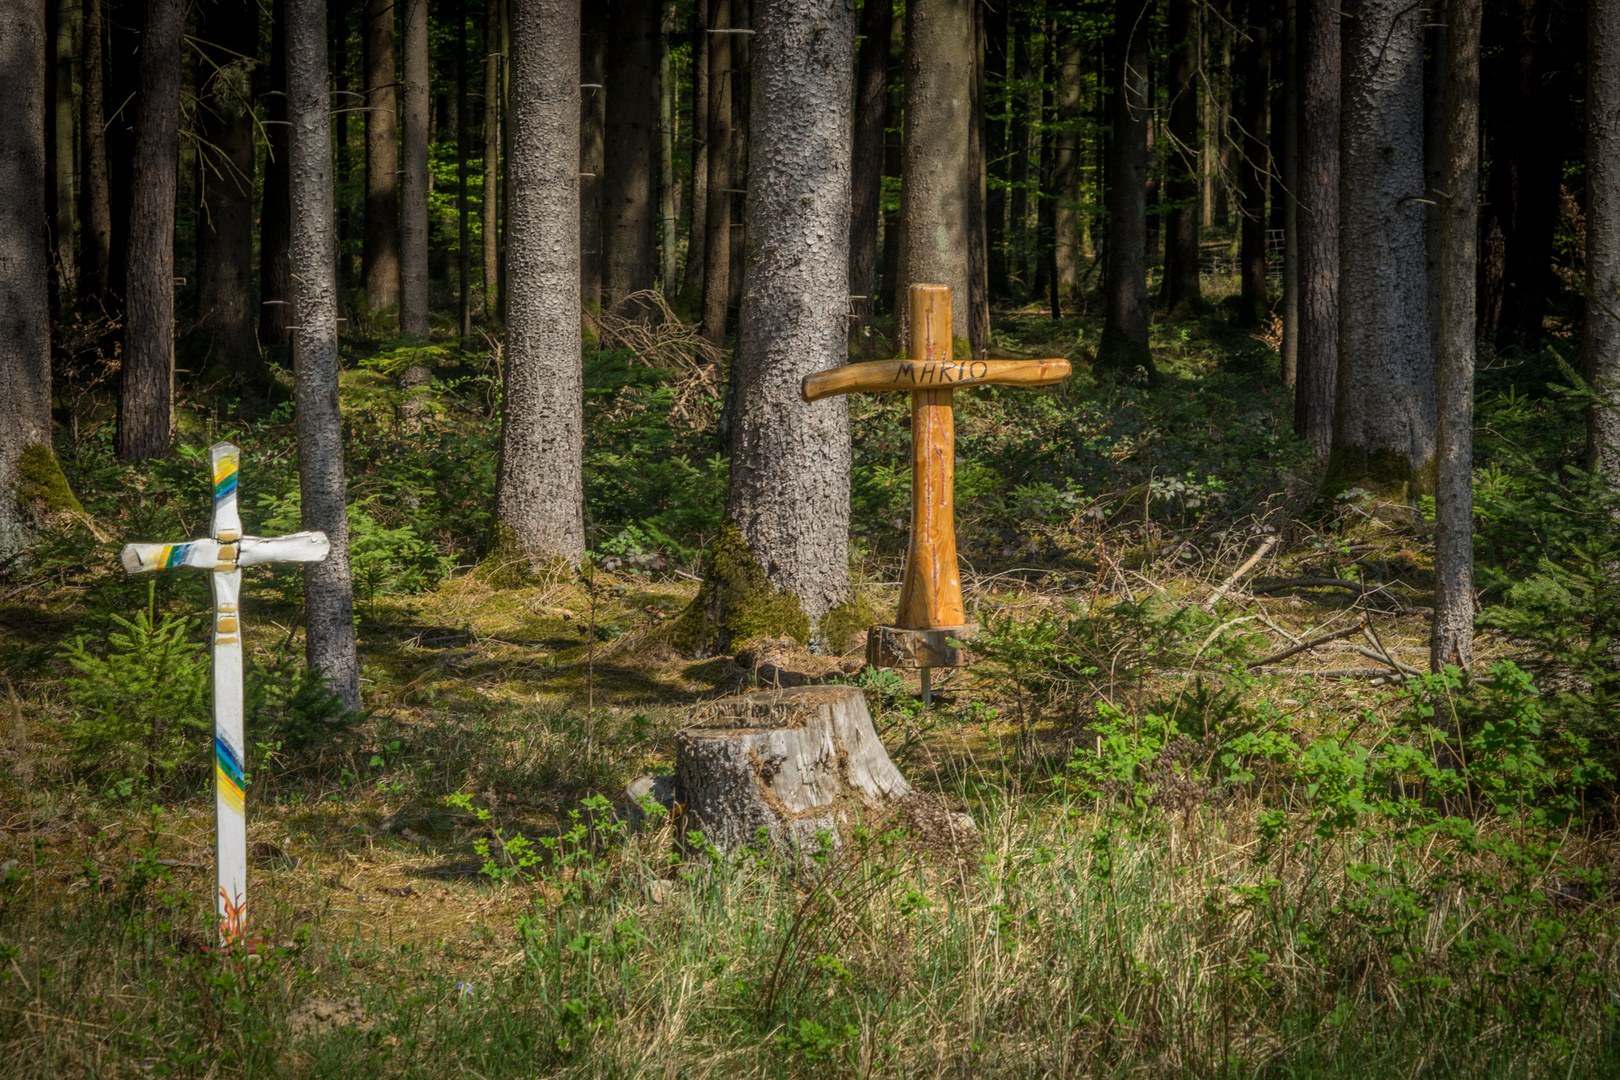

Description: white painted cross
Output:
[120,442,330,949]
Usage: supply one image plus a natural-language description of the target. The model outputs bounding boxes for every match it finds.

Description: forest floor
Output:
[2,290,1616,1077]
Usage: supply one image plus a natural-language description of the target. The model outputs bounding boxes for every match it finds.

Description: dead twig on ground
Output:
[1203,534,1280,612]
[1247,622,1366,668]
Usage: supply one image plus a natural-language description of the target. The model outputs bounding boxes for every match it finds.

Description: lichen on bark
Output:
[672,519,811,657]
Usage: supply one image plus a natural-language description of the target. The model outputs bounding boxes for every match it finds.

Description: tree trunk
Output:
[1008,6,1031,293]
[603,0,659,316]
[894,0,973,349]
[1052,17,1082,298]
[1294,0,1337,455]
[0,0,65,562]
[1037,21,1058,319]
[1098,0,1152,376]
[725,1,749,318]
[492,0,585,568]
[1161,0,1203,315]
[289,0,361,710]
[580,1,607,312]
[659,1,677,291]
[48,0,77,299]
[457,0,472,337]
[848,0,892,338]
[117,0,184,462]
[1432,0,1479,674]
[79,0,112,304]
[260,0,294,360]
[481,0,500,320]
[400,0,431,337]
[984,0,1008,297]
[878,23,902,314]
[1585,0,1620,478]
[362,0,400,314]
[677,1,708,310]
[1237,0,1270,328]
[195,0,262,382]
[699,0,733,356]
[967,0,989,356]
[1325,0,1434,499]
[1280,0,1299,386]
[1423,14,1444,367]
[721,0,854,624]
[333,0,354,293]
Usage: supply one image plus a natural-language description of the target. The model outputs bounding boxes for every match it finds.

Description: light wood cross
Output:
[120,442,331,948]
[804,284,1071,701]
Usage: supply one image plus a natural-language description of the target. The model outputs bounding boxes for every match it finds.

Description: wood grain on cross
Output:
[120,443,331,948]
[803,284,1071,698]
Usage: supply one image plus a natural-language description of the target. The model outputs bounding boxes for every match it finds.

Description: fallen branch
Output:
[1252,577,1372,594]
[1203,534,1281,611]
[1361,622,1423,677]
[1354,647,1421,678]
[1247,621,1365,667]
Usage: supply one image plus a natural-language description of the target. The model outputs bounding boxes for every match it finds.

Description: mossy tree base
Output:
[1096,325,1157,382]
[477,520,574,588]
[15,442,82,522]
[1317,442,1436,516]
[672,520,811,657]
[818,593,877,656]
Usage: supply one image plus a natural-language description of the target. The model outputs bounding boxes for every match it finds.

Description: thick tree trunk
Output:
[362,0,400,314]
[1280,0,1299,386]
[723,0,855,622]
[1585,0,1620,478]
[894,0,973,349]
[492,0,585,568]
[400,0,431,337]
[289,0,361,710]
[48,0,77,298]
[580,2,607,311]
[260,0,294,359]
[1294,0,1337,455]
[1325,0,1434,499]
[848,0,892,337]
[1432,0,1479,674]
[699,0,733,356]
[1237,0,1270,328]
[603,0,660,316]
[1098,0,1152,376]
[195,0,262,381]
[0,0,64,562]
[79,0,111,304]
[1161,0,1203,315]
[117,0,184,461]
[482,0,500,320]
[984,0,1008,297]
[659,1,677,291]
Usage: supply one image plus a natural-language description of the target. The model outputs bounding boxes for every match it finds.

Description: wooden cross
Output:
[120,442,331,948]
[803,284,1071,701]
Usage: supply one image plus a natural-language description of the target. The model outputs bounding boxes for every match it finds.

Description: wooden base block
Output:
[866,624,977,670]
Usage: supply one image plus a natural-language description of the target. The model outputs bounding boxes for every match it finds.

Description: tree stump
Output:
[673,685,914,854]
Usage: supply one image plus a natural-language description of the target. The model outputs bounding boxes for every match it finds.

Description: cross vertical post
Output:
[120,442,331,948]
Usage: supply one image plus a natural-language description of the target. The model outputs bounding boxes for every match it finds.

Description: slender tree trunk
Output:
[0,0,67,562]
[1424,14,1445,365]
[968,0,990,356]
[1294,0,1337,454]
[659,1,677,291]
[482,0,500,320]
[603,0,660,316]
[79,0,111,304]
[1432,0,1479,673]
[1008,6,1031,293]
[1584,0,1620,478]
[878,23,902,314]
[894,0,973,349]
[1162,0,1203,315]
[195,0,262,381]
[458,0,472,337]
[400,0,431,337]
[984,0,1008,296]
[117,0,184,461]
[1036,21,1058,319]
[333,0,352,292]
[723,0,854,623]
[362,0,400,313]
[106,0,137,304]
[1098,0,1152,376]
[580,2,607,311]
[678,0,708,310]
[725,0,750,318]
[848,0,892,337]
[1052,17,1082,297]
[700,0,733,356]
[1280,0,1299,386]
[48,0,77,298]
[1325,0,1434,498]
[493,0,584,566]
[1237,0,1270,327]
[260,0,294,359]
[289,0,360,710]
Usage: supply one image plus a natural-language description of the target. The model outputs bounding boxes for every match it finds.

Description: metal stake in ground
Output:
[802,284,1072,704]
[119,442,331,948]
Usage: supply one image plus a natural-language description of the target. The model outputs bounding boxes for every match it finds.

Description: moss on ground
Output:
[671,520,811,656]
[1318,442,1437,513]
[819,592,877,655]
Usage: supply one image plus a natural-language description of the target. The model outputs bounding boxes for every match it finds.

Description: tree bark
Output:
[580,1,607,311]
[194,0,262,381]
[362,0,400,314]
[1325,0,1434,498]
[659,1,677,291]
[968,0,989,356]
[1098,0,1152,376]
[878,22,902,314]
[1584,0,1620,479]
[1008,6,1031,292]
[603,0,660,316]
[1280,0,1299,386]
[481,0,500,320]
[457,0,472,337]
[399,0,431,337]
[677,0,708,309]
[984,0,1008,297]
[289,0,361,710]
[699,0,733,356]
[1294,0,1337,455]
[79,0,112,304]
[1423,14,1445,367]
[117,0,184,461]
[1432,0,1479,674]
[0,0,62,562]
[894,0,973,349]
[1161,0,1203,315]
[725,0,854,621]
[48,0,77,298]
[1237,0,1270,328]
[848,0,892,337]
[1052,16,1082,298]
[260,0,294,359]
[493,0,585,567]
